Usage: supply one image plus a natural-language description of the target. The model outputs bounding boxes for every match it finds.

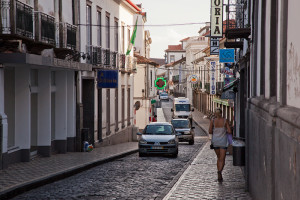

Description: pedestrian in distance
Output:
[208,107,232,182]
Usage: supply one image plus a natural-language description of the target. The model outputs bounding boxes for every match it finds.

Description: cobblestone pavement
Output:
[0,142,139,199]
[12,138,206,200]
[162,107,252,200]
[163,142,251,200]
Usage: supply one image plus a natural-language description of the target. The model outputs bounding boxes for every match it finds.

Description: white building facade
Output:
[0,0,91,169]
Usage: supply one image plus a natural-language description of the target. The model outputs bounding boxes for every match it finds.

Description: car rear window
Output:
[144,125,173,135]
[171,120,190,128]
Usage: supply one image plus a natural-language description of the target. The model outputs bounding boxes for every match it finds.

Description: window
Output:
[97,11,102,46]
[122,88,125,128]
[170,55,175,63]
[127,88,130,126]
[127,28,130,48]
[121,24,125,53]
[105,13,110,49]
[114,19,118,52]
[86,5,92,46]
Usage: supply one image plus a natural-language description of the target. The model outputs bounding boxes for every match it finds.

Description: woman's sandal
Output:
[217,171,223,182]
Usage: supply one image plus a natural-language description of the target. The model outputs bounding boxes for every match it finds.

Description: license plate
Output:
[151,146,163,149]
[178,135,183,138]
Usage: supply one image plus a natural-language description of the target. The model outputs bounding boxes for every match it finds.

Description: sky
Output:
[132,0,211,59]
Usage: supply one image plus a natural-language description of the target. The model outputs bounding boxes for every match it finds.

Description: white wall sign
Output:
[210,37,220,55]
[210,61,216,95]
[210,0,223,38]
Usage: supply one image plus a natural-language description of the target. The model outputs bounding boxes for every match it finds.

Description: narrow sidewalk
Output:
[162,108,252,199]
[0,142,138,199]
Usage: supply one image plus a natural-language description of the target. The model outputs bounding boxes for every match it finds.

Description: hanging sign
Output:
[210,37,220,55]
[210,0,223,38]
[155,77,167,90]
[188,75,198,83]
[210,61,216,95]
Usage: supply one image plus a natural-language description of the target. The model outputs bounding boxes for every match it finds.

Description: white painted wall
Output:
[286,0,300,109]
[167,52,185,64]
[15,67,30,149]
[39,0,55,16]
[62,0,73,24]
[256,0,262,96]
[38,69,51,146]
[0,68,8,154]
[264,0,271,99]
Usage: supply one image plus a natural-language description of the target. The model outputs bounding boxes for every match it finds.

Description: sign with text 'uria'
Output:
[97,70,118,88]
[210,0,223,38]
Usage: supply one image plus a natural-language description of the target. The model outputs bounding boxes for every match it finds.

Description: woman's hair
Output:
[215,108,222,116]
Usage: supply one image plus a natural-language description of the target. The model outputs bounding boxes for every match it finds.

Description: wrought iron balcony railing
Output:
[60,22,77,50]
[111,51,117,68]
[0,0,34,39]
[103,48,110,66]
[225,0,250,40]
[36,12,55,45]
[119,53,126,69]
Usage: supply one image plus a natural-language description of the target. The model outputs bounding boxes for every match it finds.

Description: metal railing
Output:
[38,12,55,45]
[0,0,34,39]
[65,23,76,49]
[225,0,249,30]
[16,0,33,38]
[103,48,110,66]
[119,53,126,69]
[110,51,117,68]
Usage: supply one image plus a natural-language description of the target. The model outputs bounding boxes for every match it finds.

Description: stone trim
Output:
[249,96,300,129]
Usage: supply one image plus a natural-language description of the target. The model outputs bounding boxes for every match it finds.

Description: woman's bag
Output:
[227,133,233,145]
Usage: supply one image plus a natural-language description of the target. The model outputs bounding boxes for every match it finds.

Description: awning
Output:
[213,97,229,106]
[222,78,239,92]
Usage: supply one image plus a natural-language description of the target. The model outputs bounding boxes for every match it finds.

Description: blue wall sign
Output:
[97,70,118,88]
[219,49,235,63]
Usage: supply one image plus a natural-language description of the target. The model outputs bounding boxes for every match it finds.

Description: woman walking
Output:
[209,108,232,182]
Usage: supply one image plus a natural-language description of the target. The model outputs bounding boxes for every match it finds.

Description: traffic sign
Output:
[219,49,235,63]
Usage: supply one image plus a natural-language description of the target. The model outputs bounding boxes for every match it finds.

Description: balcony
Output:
[110,51,117,68]
[172,75,179,83]
[119,53,126,69]
[224,0,250,48]
[0,0,34,39]
[35,12,55,45]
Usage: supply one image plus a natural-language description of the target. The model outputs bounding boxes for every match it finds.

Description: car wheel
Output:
[189,140,194,145]
[171,149,178,158]
[139,152,146,157]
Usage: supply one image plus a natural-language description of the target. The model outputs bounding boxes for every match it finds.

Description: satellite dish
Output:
[134,101,141,110]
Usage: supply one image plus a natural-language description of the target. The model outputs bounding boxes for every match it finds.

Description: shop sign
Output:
[97,70,118,88]
[188,75,198,83]
[210,61,216,95]
[211,0,223,38]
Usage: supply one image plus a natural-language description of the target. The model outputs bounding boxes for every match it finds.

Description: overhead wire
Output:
[76,22,207,28]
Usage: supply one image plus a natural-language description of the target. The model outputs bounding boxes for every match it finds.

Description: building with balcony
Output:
[0,0,92,169]
[77,0,141,147]
[229,0,300,199]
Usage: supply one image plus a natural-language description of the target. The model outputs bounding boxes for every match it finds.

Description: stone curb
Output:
[156,139,209,200]
[0,149,139,200]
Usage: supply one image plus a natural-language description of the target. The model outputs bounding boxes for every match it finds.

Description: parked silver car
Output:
[137,122,178,157]
[171,119,195,145]
[159,92,169,101]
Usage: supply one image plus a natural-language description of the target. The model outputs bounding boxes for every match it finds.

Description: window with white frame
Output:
[97,10,102,47]
[105,13,110,49]
[114,19,118,52]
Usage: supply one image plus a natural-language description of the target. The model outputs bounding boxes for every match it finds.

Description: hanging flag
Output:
[126,17,138,55]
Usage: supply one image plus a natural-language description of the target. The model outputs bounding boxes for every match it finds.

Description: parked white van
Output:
[171,97,194,121]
